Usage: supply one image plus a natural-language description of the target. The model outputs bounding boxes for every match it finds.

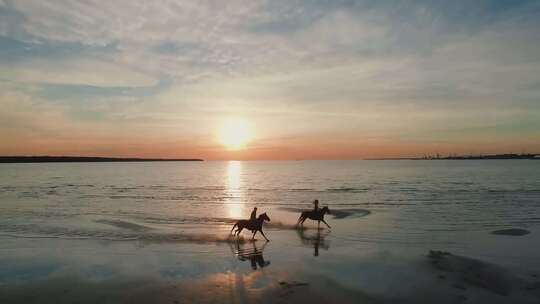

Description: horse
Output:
[230,212,271,241]
[296,206,331,229]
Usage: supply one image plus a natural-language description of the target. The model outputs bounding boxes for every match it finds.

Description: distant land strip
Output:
[0,156,204,163]
[366,153,539,160]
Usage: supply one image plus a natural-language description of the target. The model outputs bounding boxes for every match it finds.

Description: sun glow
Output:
[218,119,252,150]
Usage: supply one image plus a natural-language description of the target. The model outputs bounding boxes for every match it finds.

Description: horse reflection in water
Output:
[297,228,330,257]
[230,241,270,270]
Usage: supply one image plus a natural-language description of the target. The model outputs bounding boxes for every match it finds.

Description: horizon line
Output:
[1,153,539,163]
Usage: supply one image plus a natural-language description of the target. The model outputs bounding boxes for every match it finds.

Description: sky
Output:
[1,0,539,160]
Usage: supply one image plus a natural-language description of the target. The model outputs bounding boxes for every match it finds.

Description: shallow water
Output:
[1,160,540,303]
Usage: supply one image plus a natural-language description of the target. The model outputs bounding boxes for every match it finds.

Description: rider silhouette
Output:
[250,207,257,222]
[313,199,319,212]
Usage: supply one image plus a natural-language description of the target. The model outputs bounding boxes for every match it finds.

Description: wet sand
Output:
[0,271,373,304]
[1,230,540,304]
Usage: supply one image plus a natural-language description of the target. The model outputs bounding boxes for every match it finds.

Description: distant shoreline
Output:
[0,156,204,163]
[365,153,539,160]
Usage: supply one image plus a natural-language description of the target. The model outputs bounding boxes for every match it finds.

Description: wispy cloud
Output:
[1,0,539,158]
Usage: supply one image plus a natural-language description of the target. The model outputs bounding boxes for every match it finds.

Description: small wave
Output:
[135,215,236,225]
[330,209,371,219]
[0,223,259,244]
[278,207,371,219]
[109,195,156,200]
[264,221,317,230]
[62,184,95,188]
[93,219,152,231]
[326,187,370,193]
[399,187,420,192]
[449,182,474,186]
[138,233,257,244]
[170,186,226,191]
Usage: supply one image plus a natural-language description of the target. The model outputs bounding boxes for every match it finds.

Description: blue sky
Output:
[0,0,539,159]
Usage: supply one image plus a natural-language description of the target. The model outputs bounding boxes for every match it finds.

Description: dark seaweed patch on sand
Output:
[428,250,540,300]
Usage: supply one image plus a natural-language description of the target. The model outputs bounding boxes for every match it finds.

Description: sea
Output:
[1,160,540,303]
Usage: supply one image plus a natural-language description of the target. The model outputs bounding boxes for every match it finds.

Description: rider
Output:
[313,199,319,212]
[250,207,258,222]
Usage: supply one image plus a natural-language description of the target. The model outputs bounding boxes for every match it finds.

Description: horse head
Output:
[321,206,331,215]
[259,212,271,222]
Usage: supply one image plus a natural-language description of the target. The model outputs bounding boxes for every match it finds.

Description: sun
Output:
[218,119,252,150]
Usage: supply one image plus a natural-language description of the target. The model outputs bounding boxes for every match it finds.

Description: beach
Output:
[1,160,540,303]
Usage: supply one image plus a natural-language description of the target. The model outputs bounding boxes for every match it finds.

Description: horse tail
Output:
[230,222,238,235]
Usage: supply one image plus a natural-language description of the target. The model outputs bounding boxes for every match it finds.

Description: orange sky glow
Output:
[1,1,539,160]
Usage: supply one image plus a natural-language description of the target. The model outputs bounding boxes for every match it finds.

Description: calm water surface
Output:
[1,160,540,295]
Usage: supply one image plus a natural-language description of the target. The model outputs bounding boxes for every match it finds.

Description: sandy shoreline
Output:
[1,236,539,304]
[0,271,374,304]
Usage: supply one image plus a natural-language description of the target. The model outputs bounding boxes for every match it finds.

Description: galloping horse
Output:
[230,212,271,241]
[296,206,331,229]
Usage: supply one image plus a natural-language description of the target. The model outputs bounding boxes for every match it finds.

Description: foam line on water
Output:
[278,207,371,219]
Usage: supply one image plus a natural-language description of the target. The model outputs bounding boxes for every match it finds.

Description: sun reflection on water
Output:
[226,161,244,219]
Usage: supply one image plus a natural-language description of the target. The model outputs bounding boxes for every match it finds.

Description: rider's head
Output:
[313,199,319,204]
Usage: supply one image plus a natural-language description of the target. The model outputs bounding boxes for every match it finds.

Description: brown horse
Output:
[230,212,271,241]
[297,206,331,229]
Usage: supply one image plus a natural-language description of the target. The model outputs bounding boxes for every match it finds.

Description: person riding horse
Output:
[230,211,271,241]
[297,200,331,229]
[250,207,257,222]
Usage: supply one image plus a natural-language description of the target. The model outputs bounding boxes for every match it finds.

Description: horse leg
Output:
[318,220,320,229]
[230,223,238,235]
[252,230,257,240]
[259,229,269,242]
[236,227,244,237]
[322,219,331,228]
[296,215,304,226]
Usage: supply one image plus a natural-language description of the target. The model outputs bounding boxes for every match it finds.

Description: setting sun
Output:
[218,119,252,150]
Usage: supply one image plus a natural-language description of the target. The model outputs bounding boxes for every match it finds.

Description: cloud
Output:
[0,0,539,158]
[5,58,157,87]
